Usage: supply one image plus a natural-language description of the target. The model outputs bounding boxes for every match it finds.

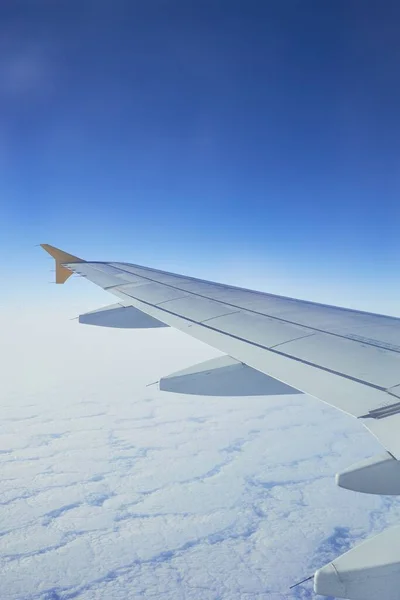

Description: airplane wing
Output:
[41,243,400,600]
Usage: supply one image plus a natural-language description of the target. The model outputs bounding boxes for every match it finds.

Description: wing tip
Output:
[40,244,84,284]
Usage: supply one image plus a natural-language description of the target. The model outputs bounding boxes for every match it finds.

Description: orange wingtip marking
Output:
[40,244,84,284]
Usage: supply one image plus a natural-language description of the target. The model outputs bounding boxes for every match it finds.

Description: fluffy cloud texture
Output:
[2,295,400,600]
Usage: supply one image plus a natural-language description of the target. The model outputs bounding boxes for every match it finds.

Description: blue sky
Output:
[2,1,400,308]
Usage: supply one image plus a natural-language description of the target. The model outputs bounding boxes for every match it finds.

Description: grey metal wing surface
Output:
[41,244,400,600]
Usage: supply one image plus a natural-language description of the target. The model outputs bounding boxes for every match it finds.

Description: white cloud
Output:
[1,299,400,599]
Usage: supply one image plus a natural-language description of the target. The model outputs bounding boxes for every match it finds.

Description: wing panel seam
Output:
[74,264,400,355]
[113,287,389,394]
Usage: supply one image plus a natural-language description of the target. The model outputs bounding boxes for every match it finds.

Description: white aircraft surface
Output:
[41,243,400,599]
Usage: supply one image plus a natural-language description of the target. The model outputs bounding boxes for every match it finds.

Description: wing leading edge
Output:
[41,244,400,599]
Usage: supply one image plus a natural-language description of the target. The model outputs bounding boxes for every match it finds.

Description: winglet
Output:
[40,244,84,284]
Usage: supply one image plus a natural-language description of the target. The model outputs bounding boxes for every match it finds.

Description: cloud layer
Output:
[2,303,400,599]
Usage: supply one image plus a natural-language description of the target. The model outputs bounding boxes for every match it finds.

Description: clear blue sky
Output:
[2,1,400,304]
